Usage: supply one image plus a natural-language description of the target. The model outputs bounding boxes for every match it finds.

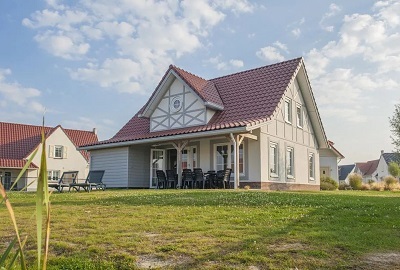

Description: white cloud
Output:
[319,3,341,32]
[0,68,44,114]
[256,46,285,62]
[292,28,301,37]
[23,0,254,95]
[273,41,289,53]
[204,55,244,70]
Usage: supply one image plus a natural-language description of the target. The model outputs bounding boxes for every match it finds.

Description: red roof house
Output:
[0,122,98,190]
[82,58,340,190]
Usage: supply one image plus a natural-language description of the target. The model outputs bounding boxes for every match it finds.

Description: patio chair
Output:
[165,169,177,188]
[222,168,232,189]
[156,170,167,189]
[48,171,78,192]
[204,170,216,189]
[69,170,106,192]
[182,170,195,189]
[193,168,205,189]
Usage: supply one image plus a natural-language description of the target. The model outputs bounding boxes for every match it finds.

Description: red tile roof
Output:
[91,57,303,146]
[0,122,98,168]
[356,160,379,176]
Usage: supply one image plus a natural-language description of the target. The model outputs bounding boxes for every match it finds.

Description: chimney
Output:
[93,128,97,135]
[381,150,384,155]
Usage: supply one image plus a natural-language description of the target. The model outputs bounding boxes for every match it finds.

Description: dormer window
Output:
[170,96,183,112]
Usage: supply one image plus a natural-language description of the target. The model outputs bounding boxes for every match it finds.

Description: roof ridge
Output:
[0,121,52,129]
[171,64,209,82]
[210,57,303,81]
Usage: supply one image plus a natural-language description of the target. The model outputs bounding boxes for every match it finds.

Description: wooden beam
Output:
[239,133,258,141]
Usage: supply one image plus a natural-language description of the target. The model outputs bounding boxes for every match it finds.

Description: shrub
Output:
[388,162,400,178]
[349,173,363,190]
[320,176,338,190]
[370,182,384,191]
[338,183,352,190]
[368,179,375,185]
[384,175,399,191]
[360,184,370,190]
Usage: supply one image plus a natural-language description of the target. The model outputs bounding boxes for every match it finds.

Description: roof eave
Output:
[80,126,247,151]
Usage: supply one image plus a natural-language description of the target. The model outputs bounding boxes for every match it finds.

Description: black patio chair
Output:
[204,170,216,189]
[193,168,205,189]
[165,169,177,188]
[222,168,232,189]
[156,170,167,189]
[182,170,195,189]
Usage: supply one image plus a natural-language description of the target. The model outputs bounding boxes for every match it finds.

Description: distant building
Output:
[375,151,400,181]
[0,122,98,191]
[355,160,379,183]
[338,164,355,184]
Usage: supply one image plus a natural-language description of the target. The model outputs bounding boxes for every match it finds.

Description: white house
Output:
[354,159,379,183]
[82,58,342,190]
[320,141,344,182]
[0,122,98,191]
[375,151,400,181]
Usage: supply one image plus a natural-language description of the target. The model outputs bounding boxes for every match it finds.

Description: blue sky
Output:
[1,0,399,164]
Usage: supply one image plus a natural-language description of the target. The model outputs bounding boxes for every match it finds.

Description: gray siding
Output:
[90,147,129,188]
[128,145,150,188]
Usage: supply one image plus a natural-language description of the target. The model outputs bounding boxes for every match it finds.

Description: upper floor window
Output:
[49,145,67,159]
[286,147,294,178]
[296,104,303,128]
[284,98,292,123]
[270,142,278,177]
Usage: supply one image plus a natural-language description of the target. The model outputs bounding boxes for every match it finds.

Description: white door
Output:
[150,149,165,188]
[182,146,197,169]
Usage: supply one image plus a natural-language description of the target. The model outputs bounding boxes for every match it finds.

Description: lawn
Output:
[1,189,400,269]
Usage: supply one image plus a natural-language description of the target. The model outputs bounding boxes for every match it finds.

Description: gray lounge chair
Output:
[48,171,79,192]
[69,170,106,192]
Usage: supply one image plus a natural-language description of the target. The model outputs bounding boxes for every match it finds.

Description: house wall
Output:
[24,127,90,191]
[259,77,320,189]
[150,78,215,132]
[128,145,150,188]
[319,149,339,181]
[375,155,388,182]
[90,147,129,188]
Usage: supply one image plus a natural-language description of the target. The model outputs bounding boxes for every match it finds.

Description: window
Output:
[296,105,303,128]
[286,147,294,178]
[269,142,278,176]
[47,170,60,181]
[309,153,315,180]
[54,145,63,158]
[215,143,244,175]
[284,99,292,123]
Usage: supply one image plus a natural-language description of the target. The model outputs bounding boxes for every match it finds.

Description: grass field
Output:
[1,189,400,269]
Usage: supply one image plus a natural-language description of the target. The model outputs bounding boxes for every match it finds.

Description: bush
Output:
[349,173,363,190]
[367,179,375,185]
[370,182,384,191]
[338,183,352,190]
[388,162,400,178]
[384,175,399,191]
[360,184,370,190]
[320,176,338,190]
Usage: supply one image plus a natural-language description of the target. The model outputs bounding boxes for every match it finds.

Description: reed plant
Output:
[1,121,51,269]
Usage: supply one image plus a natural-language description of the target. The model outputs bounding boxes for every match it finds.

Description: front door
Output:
[150,149,165,188]
[320,167,330,178]
[3,172,11,190]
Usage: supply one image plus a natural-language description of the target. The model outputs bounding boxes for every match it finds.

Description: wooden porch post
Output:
[172,140,189,188]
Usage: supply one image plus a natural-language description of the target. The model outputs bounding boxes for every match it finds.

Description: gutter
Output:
[80,126,247,151]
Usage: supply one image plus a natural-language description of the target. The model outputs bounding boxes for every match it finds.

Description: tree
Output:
[388,161,400,178]
[389,103,400,152]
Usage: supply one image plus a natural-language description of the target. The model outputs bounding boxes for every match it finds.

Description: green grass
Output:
[1,189,400,269]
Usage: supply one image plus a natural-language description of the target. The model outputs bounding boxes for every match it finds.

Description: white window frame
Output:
[269,142,278,177]
[47,170,60,181]
[54,145,63,159]
[284,98,292,124]
[309,153,315,181]
[286,146,295,178]
[296,104,303,128]
[214,143,244,176]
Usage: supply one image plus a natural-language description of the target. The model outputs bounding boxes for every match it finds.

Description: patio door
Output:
[150,149,165,188]
[3,172,11,190]
[182,146,197,170]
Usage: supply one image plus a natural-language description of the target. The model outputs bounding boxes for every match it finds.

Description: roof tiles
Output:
[0,122,98,168]
[94,57,303,146]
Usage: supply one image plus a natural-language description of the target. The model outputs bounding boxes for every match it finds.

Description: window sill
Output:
[285,120,292,125]
[297,125,303,129]
[270,173,279,178]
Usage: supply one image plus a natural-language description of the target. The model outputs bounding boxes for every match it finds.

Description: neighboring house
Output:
[354,159,379,183]
[319,140,344,182]
[375,151,400,181]
[338,164,355,184]
[0,122,98,191]
[82,57,341,190]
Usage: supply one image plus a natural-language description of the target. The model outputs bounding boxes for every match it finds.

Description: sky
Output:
[0,0,399,165]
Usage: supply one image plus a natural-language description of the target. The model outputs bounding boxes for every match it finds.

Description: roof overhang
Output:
[80,126,248,151]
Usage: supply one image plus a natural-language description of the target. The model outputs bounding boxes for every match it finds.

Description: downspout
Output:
[230,133,238,189]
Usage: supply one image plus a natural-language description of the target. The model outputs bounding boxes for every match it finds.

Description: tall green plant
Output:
[388,162,400,178]
[1,121,51,269]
